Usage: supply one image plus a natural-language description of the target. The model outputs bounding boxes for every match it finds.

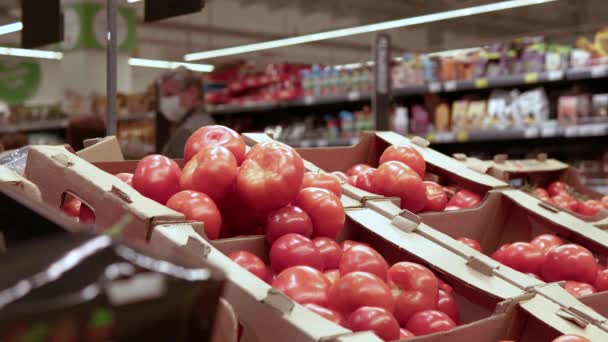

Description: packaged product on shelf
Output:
[570,48,592,68]
[410,105,430,134]
[466,100,487,130]
[422,55,440,83]
[558,96,579,126]
[391,107,409,136]
[434,103,450,132]
[592,93,608,119]
[485,90,510,129]
[452,100,470,131]
[512,88,549,127]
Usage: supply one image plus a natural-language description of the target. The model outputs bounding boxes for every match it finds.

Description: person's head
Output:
[159,67,204,123]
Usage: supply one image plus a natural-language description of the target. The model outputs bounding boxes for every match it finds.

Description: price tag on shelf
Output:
[444,81,458,92]
[524,73,539,84]
[591,65,608,78]
[541,126,558,137]
[456,131,469,142]
[303,96,315,105]
[300,140,312,148]
[593,124,608,135]
[428,82,441,93]
[564,126,578,137]
[347,92,361,101]
[577,125,596,137]
[438,132,455,143]
[474,78,488,89]
[524,127,539,138]
[547,70,564,81]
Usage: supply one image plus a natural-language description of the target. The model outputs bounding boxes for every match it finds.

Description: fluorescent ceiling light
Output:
[0,47,63,59]
[129,58,214,72]
[0,22,23,36]
[185,0,560,61]
[127,0,142,3]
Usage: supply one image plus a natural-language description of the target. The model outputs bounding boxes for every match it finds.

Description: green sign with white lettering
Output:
[0,59,41,104]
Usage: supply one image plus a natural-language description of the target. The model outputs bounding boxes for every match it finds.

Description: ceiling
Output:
[0,0,606,68]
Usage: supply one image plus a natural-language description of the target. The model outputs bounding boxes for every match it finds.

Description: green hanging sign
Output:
[0,59,41,104]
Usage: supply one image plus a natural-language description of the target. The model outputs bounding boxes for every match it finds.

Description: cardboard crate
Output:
[242,131,508,206]
[460,154,608,229]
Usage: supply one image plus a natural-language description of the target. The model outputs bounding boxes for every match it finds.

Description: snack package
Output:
[434,103,451,132]
[512,88,549,128]
[451,100,470,131]
[0,233,224,342]
[558,96,578,126]
[467,100,487,130]
[410,105,429,134]
[485,90,510,129]
[592,94,608,119]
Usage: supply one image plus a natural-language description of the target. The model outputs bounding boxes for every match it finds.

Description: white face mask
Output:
[160,95,189,123]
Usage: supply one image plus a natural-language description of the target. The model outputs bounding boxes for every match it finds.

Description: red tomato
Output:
[399,329,415,340]
[341,240,370,252]
[331,171,349,182]
[328,271,394,313]
[575,200,600,217]
[374,161,426,213]
[354,169,377,193]
[115,173,133,186]
[302,172,342,197]
[166,190,222,240]
[313,237,342,270]
[347,307,400,341]
[339,245,389,281]
[491,243,511,262]
[324,269,340,285]
[379,145,426,178]
[180,145,237,203]
[237,142,304,212]
[594,269,608,291]
[133,155,181,204]
[437,278,453,294]
[422,181,447,212]
[227,250,269,281]
[303,304,346,327]
[184,125,246,164]
[270,233,324,273]
[394,289,437,326]
[548,181,569,197]
[272,266,330,306]
[532,187,550,200]
[527,273,543,280]
[347,175,358,186]
[456,237,482,252]
[62,195,81,219]
[447,189,482,209]
[265,205,313,244]
[551,194,577,211]
[602,195,608,209]
[541,244,598,284]
[405,310,456,336]
[346,164,373,177]
[530,234,564,254]
[437,289,460,323]
[388,262,439,325]
[218,187,266,237]
[494,242,545,275]
[79,203,95,224]
[552,335,591,342]
[564,281,596,298]
[294,187,345,239]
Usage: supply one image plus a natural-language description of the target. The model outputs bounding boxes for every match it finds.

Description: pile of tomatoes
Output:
[531,181,608,217]
[229,233,460,341]
[333,145,483,213]
[463,233,608,298]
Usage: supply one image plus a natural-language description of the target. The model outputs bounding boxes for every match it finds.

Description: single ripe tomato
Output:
[422,181,447,212]
[491,244,511,262]
[184,125,246,164]
[399,329,415,340]
[564,281,596,298]
[406,310,456,336]
[302,172,342,197]
[532,188,550,200]
[594,269,608,291]
[374,161,426,213]
[447,189,482,209]
[379,145,426,178]
[354,168,377,193]
[272,266,330,306]
[574,200,600,217]
[324,269,340,285]
[180,145,237,203]
[388,262,439,325]
[133,155,181,204]
[339,245,389,281]
[237,142,304,212]
[346,164,373,177]
[62,195,95,223]
[313,237,342,270]
[115,173,133,186]
[437,289,460,323]
[347,307,400,341]
[456,237,482,252]
[269,233,324,273]
[530,234,564,254]
[166,190,222,240]
[303,304,346,327]
[548,181,569,197]
[541,244,598,284]
[341,240,370,252]
[265,205,313,244]
[331,171,349,182]
[227,250,269,281]
[552,335,591,342]
[294,187,345,239]
[347,175,358,186]
[437,278,453,294]
[551,194,578,211]
[79,203,95,224]
[495,242,545,275]
[394,289,438,326]
[328,271,394,314]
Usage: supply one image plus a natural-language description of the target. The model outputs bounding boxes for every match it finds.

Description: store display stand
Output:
[373,34,392,131]
[106,0,118,136]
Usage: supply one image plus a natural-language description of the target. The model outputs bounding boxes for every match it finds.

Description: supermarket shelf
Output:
[117,112,155,122]
[283,137,360,148]
[0,119,69,134]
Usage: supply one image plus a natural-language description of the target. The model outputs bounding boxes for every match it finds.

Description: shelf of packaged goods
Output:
[0,119,69,134]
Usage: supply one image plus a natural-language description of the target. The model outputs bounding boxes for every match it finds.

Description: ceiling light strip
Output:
[128,58,214,72]
[184,0,559,61]
[0,22,23,36]
[0,47,63,59]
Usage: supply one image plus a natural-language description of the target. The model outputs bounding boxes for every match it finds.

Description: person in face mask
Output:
[159,67,214,158]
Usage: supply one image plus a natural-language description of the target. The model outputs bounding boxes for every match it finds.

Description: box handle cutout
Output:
[110,185,132,203]
[556,308,589,328]
[466,256,495,276]
[262,289,294,316]
[538,201,561,214]
[494,293,536,314]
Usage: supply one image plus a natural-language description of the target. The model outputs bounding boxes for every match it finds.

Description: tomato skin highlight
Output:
[184,125,245,164]
[265,205,313,244]
[327,271,395,314]
[379,145,426,178]
[272,266,331,306]
[294,187,345,239]
[541,244,598,284]
[405,310,456,336]
[166,190,222,240]
[133,154,182,204]
[269,233,324,273]
[302,172,342,197]
[347,307,400,341]
[180,145,238,203]
[228,250,269,281]
[374,161,426,213]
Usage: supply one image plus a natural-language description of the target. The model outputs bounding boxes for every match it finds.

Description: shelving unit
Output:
[0,119,69,134]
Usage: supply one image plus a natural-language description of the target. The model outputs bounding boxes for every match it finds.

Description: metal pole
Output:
[106,0,118,136]
[373,34,391,131]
